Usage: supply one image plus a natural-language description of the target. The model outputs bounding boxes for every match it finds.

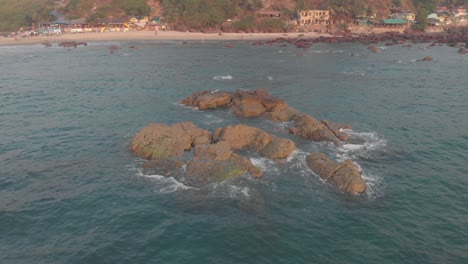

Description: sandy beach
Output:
[0,30,331,46]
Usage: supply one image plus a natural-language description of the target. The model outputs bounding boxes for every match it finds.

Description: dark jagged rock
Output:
[306,153,366,195]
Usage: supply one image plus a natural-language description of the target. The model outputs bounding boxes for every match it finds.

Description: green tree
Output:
[114,0,151,17]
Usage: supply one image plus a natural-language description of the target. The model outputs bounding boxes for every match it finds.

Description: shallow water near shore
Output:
[1,40,467,263]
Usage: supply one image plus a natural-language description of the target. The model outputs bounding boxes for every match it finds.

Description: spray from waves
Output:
[135,169,195,193]
[201,113,225,124]
[361,172,384,199]
[210,183,252,199]
[334,130,387,161]
[213,75,233,80]
[250,157,280,173]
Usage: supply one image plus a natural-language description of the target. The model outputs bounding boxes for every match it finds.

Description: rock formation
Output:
[129,122,211,159]
[184,141,263,187]
[368,45,381,53]
[417,56,433,62]
[213,124,297,159]
[180,89,351,144]
[306,153,366,195]
[130,122,301,187]
[180,90,233,110]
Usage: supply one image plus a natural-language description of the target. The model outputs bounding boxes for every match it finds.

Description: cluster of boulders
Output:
[58,41,88,48]
[130,122,295,187]
[251,26,468,55]
[181,89,350,144]
[130,89,367,195]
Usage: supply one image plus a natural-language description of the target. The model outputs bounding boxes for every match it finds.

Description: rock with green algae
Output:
[184,141,263,187]
[129,122,211,159]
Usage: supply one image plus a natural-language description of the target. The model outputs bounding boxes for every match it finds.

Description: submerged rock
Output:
[417,56,433,62]
[306,153,366,195]
[368,45,381,53]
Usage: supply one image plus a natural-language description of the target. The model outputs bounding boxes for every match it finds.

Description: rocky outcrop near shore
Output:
[306,153,366,195]
[180,89,351,144]
[251,26,468,54]
[130,122,300,187]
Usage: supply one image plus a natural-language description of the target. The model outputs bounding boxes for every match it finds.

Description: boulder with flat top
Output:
[129,122,211,159]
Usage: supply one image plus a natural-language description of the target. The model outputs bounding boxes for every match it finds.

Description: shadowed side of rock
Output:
[306,153,366,195]
[185,141,263,187]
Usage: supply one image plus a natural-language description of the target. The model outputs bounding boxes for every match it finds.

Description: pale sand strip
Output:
[0,30,331,46]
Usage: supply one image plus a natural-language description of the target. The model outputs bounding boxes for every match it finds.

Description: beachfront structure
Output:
[382,18,408,27]
[298,10,330,25]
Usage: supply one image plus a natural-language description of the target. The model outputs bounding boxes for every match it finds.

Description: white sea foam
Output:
[213,75,232,80]
[250,157,279,172]
[201,113,224,124]
[362,172,384,199]
[135,170,194,193]
[335,130,387,161]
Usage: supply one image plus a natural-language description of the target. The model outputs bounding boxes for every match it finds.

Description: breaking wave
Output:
[135,169,194,193]
[213,75,232,80]
[334,130,388,161]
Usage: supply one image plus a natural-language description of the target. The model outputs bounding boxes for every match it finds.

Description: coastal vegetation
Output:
[0,0,466,32]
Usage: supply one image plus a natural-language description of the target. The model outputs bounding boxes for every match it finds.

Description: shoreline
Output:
[0,30,331,46]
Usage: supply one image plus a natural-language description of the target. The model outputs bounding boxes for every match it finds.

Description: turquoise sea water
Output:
[1,40,467,263]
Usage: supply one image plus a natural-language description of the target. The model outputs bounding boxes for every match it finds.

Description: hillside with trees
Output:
[0,0,465,32]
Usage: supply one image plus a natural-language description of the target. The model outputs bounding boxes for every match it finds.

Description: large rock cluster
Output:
[130,122,296,188]
[130,89,368,195]
[181,89,351,144]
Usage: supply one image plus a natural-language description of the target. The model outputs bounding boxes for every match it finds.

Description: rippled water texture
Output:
[1,41,467,263]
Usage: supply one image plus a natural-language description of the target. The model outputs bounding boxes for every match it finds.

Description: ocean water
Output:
[1,40,467,263]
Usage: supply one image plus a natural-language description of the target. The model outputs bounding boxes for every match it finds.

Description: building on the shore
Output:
[298,10,330,25]
[382,18,408,28]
